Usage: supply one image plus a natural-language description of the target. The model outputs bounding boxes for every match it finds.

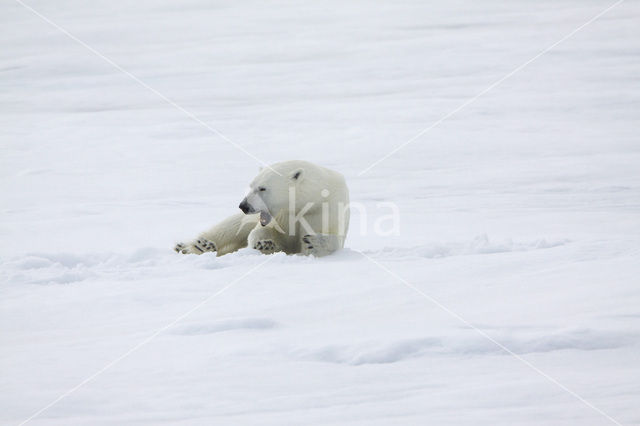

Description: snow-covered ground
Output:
[2,0,640,425]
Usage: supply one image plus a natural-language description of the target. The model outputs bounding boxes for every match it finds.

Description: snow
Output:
[1,0,640,425]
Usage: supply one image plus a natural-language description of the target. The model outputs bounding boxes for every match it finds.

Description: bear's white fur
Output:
[175,160,349,257]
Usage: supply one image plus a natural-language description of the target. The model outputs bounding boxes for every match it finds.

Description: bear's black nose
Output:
[239,199,251,214]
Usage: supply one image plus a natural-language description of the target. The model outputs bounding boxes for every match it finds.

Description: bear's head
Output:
[238,165,305,226]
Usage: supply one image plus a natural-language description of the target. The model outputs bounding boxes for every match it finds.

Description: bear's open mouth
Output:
[259,211,272,226]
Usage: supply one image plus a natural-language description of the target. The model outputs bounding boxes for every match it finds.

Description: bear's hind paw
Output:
[174,239,216,255]
[195,238,216,252]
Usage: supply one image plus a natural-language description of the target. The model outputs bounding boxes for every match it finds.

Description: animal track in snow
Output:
[299,328,637,365]
[172,318,278,335]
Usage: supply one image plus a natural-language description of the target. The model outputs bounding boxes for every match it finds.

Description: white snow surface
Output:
[2,1,640,425]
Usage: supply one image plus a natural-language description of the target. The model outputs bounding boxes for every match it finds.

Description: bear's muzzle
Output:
[239,199,254,214]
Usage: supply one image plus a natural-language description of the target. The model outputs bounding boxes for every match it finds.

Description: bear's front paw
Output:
[302,235,315,251]
[253,239,276,254]
[174,238,216,255]
[301,234,332,257]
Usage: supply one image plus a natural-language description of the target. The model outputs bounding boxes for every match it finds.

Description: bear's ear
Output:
[290,168,303,182]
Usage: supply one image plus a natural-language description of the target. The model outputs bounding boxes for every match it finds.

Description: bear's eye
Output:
[258,187,266,192]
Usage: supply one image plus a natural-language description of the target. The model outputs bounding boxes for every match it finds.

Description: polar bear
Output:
[175,160,349,257]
